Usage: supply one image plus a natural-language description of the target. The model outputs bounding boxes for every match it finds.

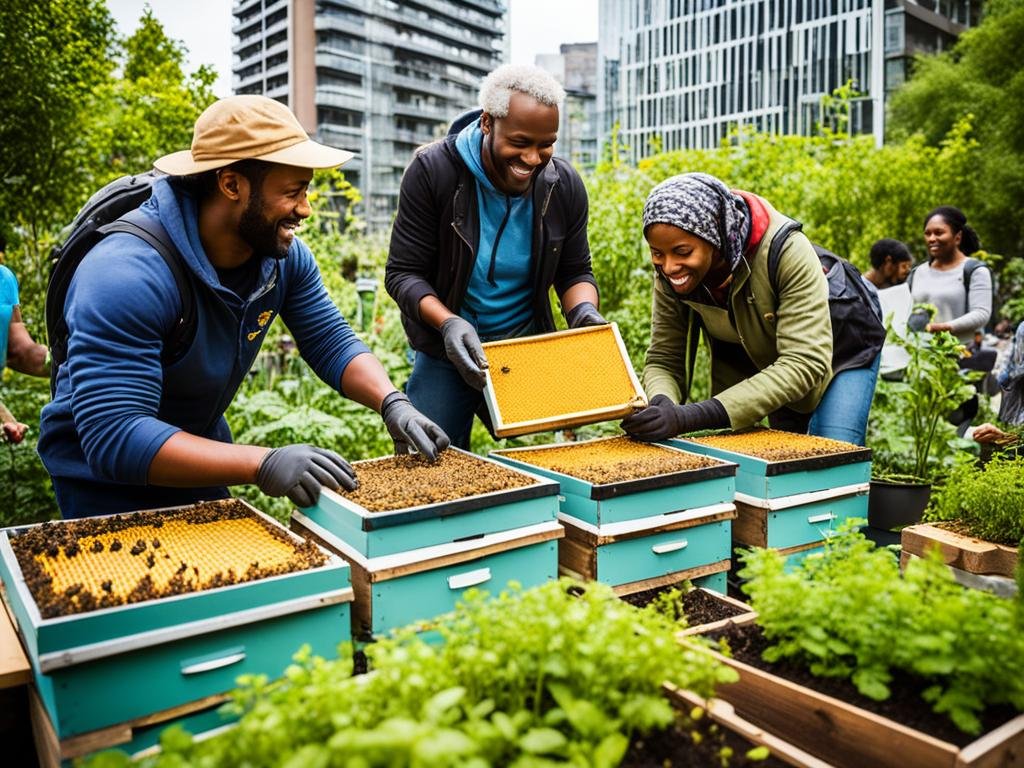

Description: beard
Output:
[238,185,290,259]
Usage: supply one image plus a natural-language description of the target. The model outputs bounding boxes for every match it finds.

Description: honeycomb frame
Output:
[481,324,647,437]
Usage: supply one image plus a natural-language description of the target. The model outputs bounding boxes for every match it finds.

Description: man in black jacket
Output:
[386,64,605,448]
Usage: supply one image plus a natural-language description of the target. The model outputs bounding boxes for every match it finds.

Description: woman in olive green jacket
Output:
[621,172,838,441]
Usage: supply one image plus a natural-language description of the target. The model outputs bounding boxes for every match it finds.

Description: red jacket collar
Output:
[733,190,770,257]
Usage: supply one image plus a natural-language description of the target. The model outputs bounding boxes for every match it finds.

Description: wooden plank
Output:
[30,683,229,765]
[558,535,597,581]
[663,684,835,768]
[733,501,769,547]
[685,645,960,768]
[0,598,30,688]
[676,588,758,638]
[611,559,730,597]
[956,713,1024,767]
[901,524,1018,579]
[560,509,737,547]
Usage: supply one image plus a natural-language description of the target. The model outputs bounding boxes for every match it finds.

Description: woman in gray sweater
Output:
[910,206,992,343]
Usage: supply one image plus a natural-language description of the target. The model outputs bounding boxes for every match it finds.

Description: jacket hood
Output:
[455,118,501,196]
[141,177,277,294]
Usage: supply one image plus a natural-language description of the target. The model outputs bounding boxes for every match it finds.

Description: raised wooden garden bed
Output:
[901,522,1019,579]
[684,618,1024,768]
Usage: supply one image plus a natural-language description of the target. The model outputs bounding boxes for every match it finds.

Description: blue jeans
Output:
[808,353,881,446]
[406,352,486,449]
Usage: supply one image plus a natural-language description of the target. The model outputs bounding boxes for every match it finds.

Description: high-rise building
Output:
[233,0,509,230]
[597,0,977,163]
[535,42,600,170]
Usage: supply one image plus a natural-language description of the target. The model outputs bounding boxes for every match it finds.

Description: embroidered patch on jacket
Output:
[257,310,274,327]
[247,330,262,342]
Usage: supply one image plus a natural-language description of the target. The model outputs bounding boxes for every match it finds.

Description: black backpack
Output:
[46,172,197,396]
[767,220,885,374]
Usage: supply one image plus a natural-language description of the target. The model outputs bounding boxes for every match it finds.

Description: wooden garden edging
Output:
[901,523,1019,579]
[680,620,1024,768]
[676,588,757,637]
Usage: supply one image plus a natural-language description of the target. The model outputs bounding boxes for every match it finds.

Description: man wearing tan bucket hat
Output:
[39,95,449,519]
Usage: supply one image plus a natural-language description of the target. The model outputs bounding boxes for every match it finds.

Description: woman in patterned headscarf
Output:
[621,172,877,446]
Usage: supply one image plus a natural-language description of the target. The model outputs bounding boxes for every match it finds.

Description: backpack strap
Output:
[99,210,196,364]
[766,218,804,293]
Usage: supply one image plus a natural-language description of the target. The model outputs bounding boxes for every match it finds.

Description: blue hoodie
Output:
[454,119,534,337]
[38,177,370,518]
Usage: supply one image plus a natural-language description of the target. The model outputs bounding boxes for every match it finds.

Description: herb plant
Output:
[926,453,1024,545]
[738,526,1024,734]
[89,579,737,767]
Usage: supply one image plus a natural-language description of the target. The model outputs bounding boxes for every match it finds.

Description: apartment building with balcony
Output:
[596,0,977,163]
[233,0,508,230]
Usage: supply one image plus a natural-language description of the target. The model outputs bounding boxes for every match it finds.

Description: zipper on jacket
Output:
[487,196,513,286]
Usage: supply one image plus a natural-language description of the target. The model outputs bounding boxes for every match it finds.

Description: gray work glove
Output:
[256,444,358,508]
[381,391,450,461]
[565,301,608,329]
[621,395,730,442]
[440,316,488,390]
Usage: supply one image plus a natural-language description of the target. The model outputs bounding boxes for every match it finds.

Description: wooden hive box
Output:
[481,324,647,437]
[491,436,737,595]
[673,429,871,551]
[291,448,563,638]
[0,499,352,745]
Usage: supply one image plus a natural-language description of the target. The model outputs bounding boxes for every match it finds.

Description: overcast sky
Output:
[106,0,600,98]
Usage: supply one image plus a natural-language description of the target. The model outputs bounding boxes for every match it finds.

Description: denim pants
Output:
[808,352,882,446]
[406,352,487,450]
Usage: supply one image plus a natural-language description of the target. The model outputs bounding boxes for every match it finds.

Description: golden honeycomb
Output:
[10,500,327,618]
[483,326,643,427]
[689,429,859,461]
[342,451,536,512]
[497,436,721,484]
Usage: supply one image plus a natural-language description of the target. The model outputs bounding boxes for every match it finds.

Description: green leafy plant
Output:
[869,325,981,482]
[925,453,1024,545]
[739,525,1024,733]
[90,580,737,767]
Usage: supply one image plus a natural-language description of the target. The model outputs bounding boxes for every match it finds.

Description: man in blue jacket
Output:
[39,96,449,519]
[386,64,606,449]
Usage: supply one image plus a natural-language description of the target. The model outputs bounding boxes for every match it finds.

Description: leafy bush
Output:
[88,580,737,767]
[739,527,1024,734]
[926,453,1024,545]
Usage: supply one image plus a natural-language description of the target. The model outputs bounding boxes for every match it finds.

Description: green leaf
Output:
[518,727,568,755]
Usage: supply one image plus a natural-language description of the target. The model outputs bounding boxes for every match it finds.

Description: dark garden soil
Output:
[344,451,536,511]
[621,582,749,627]
[708,623,1017,747]
[623,716,789,767]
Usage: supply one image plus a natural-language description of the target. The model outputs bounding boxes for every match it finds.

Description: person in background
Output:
[863,238,912,291]
[38,96,449,519]
[1,235,50,379]
[1,400,28,444]
[620,172,881,447]
[386,64,605,449]
[863,239,914,380]
[909,206,991,343]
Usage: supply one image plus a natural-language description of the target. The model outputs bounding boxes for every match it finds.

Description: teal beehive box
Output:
[672,429,871,550]
[491,436,738,595]
[291,447,562,638]
[0,499,353,743]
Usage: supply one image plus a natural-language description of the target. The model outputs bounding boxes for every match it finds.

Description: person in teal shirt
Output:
[1,241,49,378]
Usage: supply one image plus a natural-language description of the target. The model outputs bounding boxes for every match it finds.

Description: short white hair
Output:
[479,64,565,118]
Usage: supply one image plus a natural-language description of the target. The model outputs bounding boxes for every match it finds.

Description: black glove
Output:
[380,391,450,461]
[565,301,608,329]
[256,444,358,508]
[907,308,931,333]
[620,395,730,442]
[440,316,488,390]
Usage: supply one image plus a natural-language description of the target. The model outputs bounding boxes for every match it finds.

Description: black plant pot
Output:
[867,479,932,530]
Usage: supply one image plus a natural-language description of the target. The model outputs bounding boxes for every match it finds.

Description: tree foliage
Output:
[887,0,1024,258]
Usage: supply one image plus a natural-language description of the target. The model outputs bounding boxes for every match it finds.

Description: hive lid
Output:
[481,324,647,438]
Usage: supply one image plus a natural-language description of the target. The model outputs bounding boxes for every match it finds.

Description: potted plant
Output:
[866,310,981,530]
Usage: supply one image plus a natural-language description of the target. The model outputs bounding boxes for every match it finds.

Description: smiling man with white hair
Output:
[386,64,606,448]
